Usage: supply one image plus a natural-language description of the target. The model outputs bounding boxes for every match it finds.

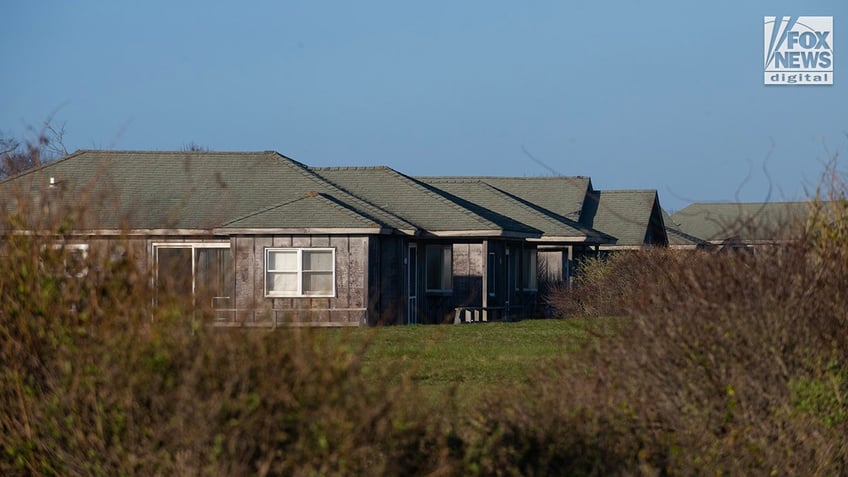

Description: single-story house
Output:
[2,150,669,326]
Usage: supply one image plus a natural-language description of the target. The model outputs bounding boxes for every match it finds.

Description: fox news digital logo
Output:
[764,16,833,85]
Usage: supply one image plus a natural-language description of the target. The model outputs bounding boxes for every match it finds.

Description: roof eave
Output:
[528,235,616,244]
[214,227,393,235]
[420,229,538,239]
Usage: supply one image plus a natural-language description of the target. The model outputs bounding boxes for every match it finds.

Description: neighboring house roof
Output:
[2,150,678,247]
[0,150,416,234]
[580,190,669,248]
[422,176,592,222]
[672,201,810,243]
[419,177,614,244]
[661,208,713,249]
[312,166,538,237]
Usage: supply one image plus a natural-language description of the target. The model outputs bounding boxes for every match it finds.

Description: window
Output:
[515,248,538,291]
[45,243,89,278]
[487,252,496,297]
[154,243,233,310]
[266,248,335,297]
[425,244,452,293]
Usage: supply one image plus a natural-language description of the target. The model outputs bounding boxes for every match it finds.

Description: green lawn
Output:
[332,318,622,408]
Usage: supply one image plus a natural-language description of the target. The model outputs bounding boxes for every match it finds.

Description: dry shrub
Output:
[0,202,452,476]
[519,186,848,474]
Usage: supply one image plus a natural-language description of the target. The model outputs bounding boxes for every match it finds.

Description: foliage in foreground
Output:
[536,191,848,474]
[0,231,455,476]
[4,168,848,475]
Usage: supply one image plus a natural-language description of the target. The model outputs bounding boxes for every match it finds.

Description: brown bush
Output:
[5,155,848,475]
[530,190,848,474]
[0,200,456,476]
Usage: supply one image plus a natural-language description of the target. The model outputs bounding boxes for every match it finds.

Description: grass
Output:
[330,318,624,409]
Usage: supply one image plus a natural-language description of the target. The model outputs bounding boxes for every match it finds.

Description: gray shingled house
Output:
[418,177,670,287]
[2,150,673,326]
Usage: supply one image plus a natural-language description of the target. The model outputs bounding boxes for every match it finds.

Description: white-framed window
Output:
[515,248,538,291]
[45,243,89,278]
[425,244,452,293]
[265,248,335,297]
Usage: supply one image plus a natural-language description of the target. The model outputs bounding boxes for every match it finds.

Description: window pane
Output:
[303,250,333,271]
[196,248,234,307]
[487,252,496,296]
[528,250,538,289]
[65,248,88,278]
[442,246,452,289]
[408,248,417,295]
[268,250,298,271]
[426,246,441,290]
[303,271,333,295]
[268,272,298,293]
[426,245,451,291]
[157,247,193,297]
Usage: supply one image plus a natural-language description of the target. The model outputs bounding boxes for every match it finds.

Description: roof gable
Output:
[582,190,668,247]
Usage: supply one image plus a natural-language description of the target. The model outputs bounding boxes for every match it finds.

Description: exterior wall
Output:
[228,234,370,326]
[410,240,540,323]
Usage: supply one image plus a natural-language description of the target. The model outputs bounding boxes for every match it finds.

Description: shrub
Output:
[536,181,848,474]
[0,202,454,476]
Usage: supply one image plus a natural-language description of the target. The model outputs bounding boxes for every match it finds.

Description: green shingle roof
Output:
[312,167,537,236]
[222,192,386,231]
[420,178,613,243]
[3,150,678,246]
[581,190,667,247]
[661,208,712,248]
[422,176,592,221]
[1,150,415,232]
[672,202,810,242]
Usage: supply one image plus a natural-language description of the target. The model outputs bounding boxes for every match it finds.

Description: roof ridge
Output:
[222,192,382,229]
[72,149,276,155]
[683,200,811,206]
[311,192,389,228]
[272,154,417,231]
[595,189,659,194]
[222,194,310,226]
[308,166,428,230]
[480,182,614,240]
[312,165,392,171]
[474,181,610,238]
[419,175,590,181]
[385,169,509,231]
[0,149,88,184]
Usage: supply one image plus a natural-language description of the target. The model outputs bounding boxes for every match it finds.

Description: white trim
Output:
[265,247,336,298]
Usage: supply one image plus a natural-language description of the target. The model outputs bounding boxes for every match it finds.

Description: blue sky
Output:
[1,1,845,211]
